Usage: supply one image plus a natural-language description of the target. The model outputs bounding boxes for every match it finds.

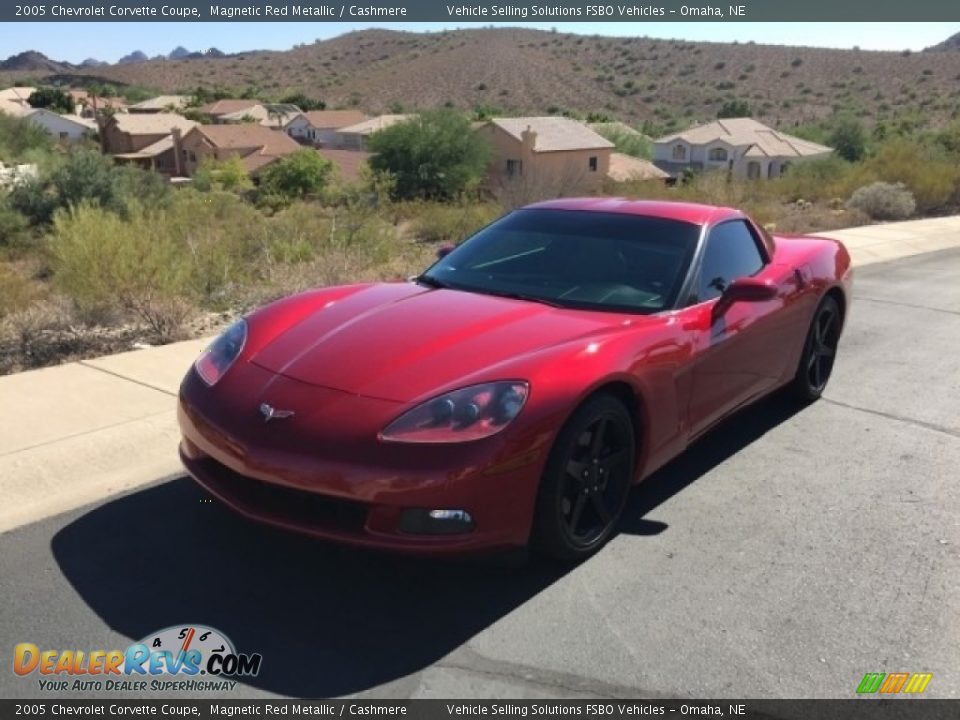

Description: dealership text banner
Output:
[3,701,960,719]
[5,0,960,22]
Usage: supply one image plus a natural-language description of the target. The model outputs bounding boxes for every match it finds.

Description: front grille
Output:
[195,457,369,534]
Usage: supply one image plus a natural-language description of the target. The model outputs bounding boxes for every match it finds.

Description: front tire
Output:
[792,295,841,402]
[531,393,635,562]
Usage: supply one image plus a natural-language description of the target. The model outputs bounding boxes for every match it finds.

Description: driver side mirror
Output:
[714,277,777,315]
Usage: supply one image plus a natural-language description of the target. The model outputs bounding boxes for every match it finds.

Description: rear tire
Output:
[531,393,635,562]
[792,295,841,403]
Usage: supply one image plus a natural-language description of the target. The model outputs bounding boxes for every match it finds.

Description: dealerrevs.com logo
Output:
[14,625,262,692]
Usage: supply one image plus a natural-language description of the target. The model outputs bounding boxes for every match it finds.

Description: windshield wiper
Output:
[482,289,564,308]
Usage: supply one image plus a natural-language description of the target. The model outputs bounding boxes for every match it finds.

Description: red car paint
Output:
[178,199,852,555]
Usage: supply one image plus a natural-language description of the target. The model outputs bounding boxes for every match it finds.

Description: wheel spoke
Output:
[591,492,611,523]
[569,492,587,532]
[589,417,608,457]
[599,448,628,475]
[819,344,835,358]
[812,355,823,388]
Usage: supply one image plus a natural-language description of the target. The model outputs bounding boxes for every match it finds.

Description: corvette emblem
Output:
[259,403,295,422]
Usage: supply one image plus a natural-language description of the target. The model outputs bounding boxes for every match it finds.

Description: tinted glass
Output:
[422,209,701,313]
[697,221,765,301]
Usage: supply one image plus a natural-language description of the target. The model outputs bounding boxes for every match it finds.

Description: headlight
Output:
[194,319,247,386]
[380,381,529,443]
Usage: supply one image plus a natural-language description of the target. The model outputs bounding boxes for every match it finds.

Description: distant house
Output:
[0,87,35,118]
[128,95,190,114]
[101,113,198,155]
[652,117,832,180]
[23,109,96,142]
[196,99,262,122]
[335,114,415,150]
[284,110,369,146]
[68,90,128,119]
[113,135,182,176]
[216,103,301,129]
[175,124,302,178]
[607,153,671,183]
[475,116,614,194]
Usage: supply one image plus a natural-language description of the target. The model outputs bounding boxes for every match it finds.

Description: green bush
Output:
[259,151,334,203]
[0,113,53,162]
[847,181,916,221]
[368,109,491,200]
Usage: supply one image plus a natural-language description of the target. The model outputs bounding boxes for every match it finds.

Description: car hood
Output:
[250,283,634,402]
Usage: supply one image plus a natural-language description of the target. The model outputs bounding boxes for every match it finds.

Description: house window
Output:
[780,162,792,176]
[672,144,687,161]
[189,151,197,162]
[59,132,69,141]
[747,161,761,179]
[588,156,598,172]
[506,159,522,177]
[708,147,728,162]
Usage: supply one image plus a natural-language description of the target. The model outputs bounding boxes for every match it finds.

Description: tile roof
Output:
[337,114,415,135]
[317,148,371,183]
[0,99,31,117]
[607,153,670,182]
[113,135,174,159]
[655,118,832,158]
[198,99,262,116]
[0,87,36,104]
[109,113,197,135]
[129,95,190,111]
[296,110,369,130]
[190,124,302,173]
[488,116,614,152]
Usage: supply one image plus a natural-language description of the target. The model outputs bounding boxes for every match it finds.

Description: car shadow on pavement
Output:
[619,392,804,534]
[50,392,804,698]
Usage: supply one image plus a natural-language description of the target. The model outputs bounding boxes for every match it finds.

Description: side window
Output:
[697,221,765,301]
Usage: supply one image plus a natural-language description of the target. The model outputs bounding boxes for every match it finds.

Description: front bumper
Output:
[177,368,550,555]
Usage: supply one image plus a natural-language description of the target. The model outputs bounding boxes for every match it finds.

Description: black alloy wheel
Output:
[793,295,841,402]
[532,393,635,562]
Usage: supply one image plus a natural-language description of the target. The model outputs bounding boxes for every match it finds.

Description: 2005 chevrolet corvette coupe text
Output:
[178,198,852,561]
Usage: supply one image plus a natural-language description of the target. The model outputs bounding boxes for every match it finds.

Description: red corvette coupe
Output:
[178,198,852,561]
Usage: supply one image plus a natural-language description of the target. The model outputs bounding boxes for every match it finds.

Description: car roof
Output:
[523,197,743,226]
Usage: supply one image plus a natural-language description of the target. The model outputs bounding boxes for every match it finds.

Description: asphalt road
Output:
[2,248,959,701]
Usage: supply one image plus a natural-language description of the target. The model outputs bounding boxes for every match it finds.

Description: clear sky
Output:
[4,22,956,64]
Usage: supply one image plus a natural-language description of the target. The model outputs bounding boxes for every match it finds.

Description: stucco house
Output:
[284,110,369,146]
[334,114,415,150]
[653,117,832,180]
[474,116,614,195]
[101,113,198,155]
[216,103,301,129]
[23,109,96,142]
[174,124,302,178]
[128,95,191,114]
[0,87,35,118]
[196,99,262,122]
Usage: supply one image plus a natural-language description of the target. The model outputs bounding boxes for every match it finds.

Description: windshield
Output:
[421,209,702,313]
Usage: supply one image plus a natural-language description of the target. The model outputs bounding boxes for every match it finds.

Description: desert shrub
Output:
[0,263,38,319]
[592,125,651,159]
[847,181,916,221]
[407,201,502,243]
[27,87,75,114]
[775,156,859,203]
[855,139,959,213]
[0,113,53,162]
[0,201,29,246]
[192,155,253,193]
[828,116,867,162]
[50,202,194,337]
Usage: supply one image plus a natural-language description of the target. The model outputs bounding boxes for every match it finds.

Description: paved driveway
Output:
[1,249,958,700]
